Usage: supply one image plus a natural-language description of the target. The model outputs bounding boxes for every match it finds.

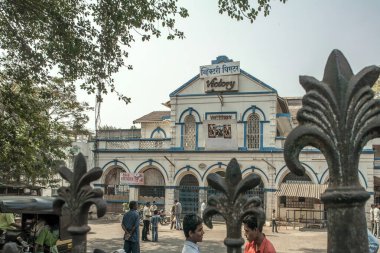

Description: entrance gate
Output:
[177,174,199,217]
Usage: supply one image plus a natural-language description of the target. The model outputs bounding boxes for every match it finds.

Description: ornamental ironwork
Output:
[284,49,380,253]
[203,158,265,253]
[53,153,107,253]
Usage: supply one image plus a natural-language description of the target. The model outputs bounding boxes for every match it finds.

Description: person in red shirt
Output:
[243,215,276,253]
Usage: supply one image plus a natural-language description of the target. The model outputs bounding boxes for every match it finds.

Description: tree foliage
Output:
[0,80,92,186]
[0,0,285,103]
[0,0,285,186]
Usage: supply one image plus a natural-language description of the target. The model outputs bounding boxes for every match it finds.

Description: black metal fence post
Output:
[203,158,265,253]
[53,153,107,253]
[284,49,380,253]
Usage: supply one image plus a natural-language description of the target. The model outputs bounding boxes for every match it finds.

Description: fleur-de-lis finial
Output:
[53,153,107,253]
[203,158,265,253]
[284,49,380,253]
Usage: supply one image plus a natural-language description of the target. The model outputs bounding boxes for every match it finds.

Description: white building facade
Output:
[88,56,375,222]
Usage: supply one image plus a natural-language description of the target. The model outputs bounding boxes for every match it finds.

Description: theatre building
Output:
[89,56,376,223]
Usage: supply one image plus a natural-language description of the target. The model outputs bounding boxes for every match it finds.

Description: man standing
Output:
[181,214,204,253]
[121,201,140,253]
[374,204,380,237]
[271,209,278,233]
[370,204,375,234]
[175,200,182,230]
[200,201,206,219]
[142,202,151,241]
[150,201,158,214]
[243,214,276,253]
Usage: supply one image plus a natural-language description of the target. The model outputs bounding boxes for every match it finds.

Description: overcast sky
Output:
[78,0,380,130]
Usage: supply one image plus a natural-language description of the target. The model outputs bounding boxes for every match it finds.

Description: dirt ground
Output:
[87,219,327,253]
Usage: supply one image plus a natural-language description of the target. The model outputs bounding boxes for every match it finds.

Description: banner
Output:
[120,172,144,185]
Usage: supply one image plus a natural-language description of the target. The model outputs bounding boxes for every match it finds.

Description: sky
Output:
[77,0,380,131]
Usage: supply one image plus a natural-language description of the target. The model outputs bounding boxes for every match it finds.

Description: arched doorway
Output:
[177,174,199,217]
[138,168,165,210]
[245,174,265,211]
[103,166,129,213]
[104,167,124,195]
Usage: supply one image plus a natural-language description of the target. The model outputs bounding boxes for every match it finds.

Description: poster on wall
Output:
[120,172,144,185]
[204,113,237,150]
[208,124,231,139]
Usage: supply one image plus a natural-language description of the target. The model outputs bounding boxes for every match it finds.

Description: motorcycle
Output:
[159,209,169,225]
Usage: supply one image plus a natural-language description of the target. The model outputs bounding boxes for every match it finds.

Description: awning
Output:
[275,183,328,199]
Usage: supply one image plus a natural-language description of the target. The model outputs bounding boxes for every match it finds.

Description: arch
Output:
[241,172,266,209]
[174,166,202,184]
[241,166,269,186]
[179,174,199,186]
[275,163,319,185]
[178,174,200,216]
[241,105,267,122]
[134,159,169,183]
[142,167,165,186]
[201,162,228,181]
[101,159,130,172]
[178,107,202,123]
[150,127,167,138]
[102,166,125,195]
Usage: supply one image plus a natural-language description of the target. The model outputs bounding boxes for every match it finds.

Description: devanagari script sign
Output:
[120,172,144,185]
[200,61,240,78]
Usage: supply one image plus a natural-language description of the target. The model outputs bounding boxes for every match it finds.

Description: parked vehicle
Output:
[159,209,170,225]
[0,196,72,253]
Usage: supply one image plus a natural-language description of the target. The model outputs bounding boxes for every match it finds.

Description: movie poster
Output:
[204,114,237,150]
[208,124,231,139]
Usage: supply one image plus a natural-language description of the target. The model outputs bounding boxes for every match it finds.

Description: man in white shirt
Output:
[142,202,151,241]
[200,201,206,218]
[150,201,158,215]
[370,204,375,234]
[181,214,204,253]
[175,200,182,230]
[373,204,380,237]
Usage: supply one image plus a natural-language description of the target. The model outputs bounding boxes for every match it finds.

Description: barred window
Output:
[184,115,196,150]
[247,113,260,149]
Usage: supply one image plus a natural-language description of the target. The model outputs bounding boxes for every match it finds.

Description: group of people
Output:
[181,212,276,253]
[0,212,59,253]
[121,199,277,253]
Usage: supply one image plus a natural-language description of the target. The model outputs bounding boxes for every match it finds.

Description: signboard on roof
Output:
[200,61,240,78]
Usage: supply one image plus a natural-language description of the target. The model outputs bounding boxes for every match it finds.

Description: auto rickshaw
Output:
[0,196,72,253]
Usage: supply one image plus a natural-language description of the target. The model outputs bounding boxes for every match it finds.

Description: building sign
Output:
[120,172,144,185]
[204,75,239,93]
[200,61,240,78]
[206,113,236,120]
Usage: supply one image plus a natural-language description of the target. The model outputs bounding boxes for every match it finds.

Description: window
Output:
[247,113,260,149]
[184,115,196,150]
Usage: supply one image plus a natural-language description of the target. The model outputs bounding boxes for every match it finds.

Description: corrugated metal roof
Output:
[275,183,328,199]
[133,111,170,123]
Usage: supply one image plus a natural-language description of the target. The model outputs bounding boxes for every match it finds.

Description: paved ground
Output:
[87,219,327,253]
